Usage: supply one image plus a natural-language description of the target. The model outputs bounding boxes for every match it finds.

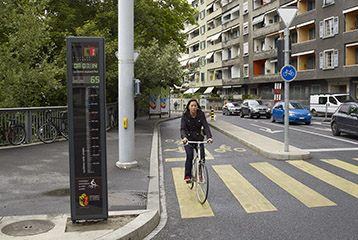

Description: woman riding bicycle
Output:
[180,99,213,183]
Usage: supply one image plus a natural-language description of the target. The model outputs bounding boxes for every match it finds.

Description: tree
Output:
[0,0,65,107]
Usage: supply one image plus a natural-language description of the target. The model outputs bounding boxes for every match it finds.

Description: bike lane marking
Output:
[320,159,358,175]
[251,162,336,208]
[172,167,214,219]
[287,160,358,198]
[213,165,277,213]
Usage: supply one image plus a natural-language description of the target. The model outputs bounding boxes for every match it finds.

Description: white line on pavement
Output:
[305,148,358,152]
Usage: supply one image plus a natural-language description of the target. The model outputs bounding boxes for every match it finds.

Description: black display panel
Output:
[66,37,108,222]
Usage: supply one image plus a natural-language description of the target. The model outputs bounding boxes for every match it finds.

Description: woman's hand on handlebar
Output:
[182,137,188,144]
[207,138,213,143]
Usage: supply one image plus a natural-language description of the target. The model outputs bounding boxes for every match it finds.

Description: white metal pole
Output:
[284,27,290,152]
[116,0,137,168]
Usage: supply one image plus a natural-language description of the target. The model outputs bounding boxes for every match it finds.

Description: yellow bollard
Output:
[211,109,214,121]
[123,118,128,129]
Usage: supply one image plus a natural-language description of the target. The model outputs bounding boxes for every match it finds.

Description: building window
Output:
[243,2,248,15]
[243,22,249,35]
[311,85,321,94]
[320,49,338,69]
[307,55,315,69]
[200,10,205,19]
[243,42,249,56]
[320,17,339,38]
[309,27,315,40]
[345,43,358,66]
[323,0,334,6]
[344,9,358,32]
[200,40,206,50]
[200,25,206,35]
[243,64,249,77]
[201,72,205,82]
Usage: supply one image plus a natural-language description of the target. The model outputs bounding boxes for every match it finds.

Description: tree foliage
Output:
[0,0,196,108]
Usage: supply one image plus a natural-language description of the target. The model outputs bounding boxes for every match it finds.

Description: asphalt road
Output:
[153,118,358,240]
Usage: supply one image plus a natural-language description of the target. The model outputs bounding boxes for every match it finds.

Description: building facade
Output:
[180,0,358,102]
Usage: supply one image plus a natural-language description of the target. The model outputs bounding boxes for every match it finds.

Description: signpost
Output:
[66,37,108,222]
[277,7,298,152]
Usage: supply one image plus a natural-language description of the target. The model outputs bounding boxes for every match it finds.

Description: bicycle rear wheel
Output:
[8,125,26,145]
[196,162,209,204]
[38,124,57,144]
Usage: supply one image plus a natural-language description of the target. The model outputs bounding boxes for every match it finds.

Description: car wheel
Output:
[248,111,253,119]
[270,115,275,122]
[240,111,244,118]
[331,122,340,136]
[311,109,317,117]
[266,114,270,119]
[305,121,311,125]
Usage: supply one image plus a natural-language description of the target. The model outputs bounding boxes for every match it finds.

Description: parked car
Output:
[310,93,357,116]
[331,102,358,137]
[240,99,270,119]
[271,101,312,124]
[222,102,241,115]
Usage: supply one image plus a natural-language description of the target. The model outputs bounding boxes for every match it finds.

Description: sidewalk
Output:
[0,115,181,240]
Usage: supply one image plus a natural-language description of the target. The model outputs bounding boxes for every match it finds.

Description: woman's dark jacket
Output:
[180,110,212,141]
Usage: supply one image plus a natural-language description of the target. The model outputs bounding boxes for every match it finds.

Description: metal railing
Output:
[0,103,118,146]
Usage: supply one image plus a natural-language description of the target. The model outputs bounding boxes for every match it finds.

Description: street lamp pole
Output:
[116,0,137,168]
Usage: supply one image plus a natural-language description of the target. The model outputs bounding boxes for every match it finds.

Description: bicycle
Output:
[0,118,26,145]
[186,140,210,204]
[38,110,68,144]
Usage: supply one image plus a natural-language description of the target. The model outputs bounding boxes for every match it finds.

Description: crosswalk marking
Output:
[165,149,214,162]
[172,167,214,218]
[287,160,358,198]
[251,162,336,208]
[321,159,358,174]
[213,165,277,213]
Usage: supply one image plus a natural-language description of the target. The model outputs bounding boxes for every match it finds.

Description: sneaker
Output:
[184,176,192,184]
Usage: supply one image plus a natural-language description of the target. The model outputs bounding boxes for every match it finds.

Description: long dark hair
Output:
[184,99,201,113]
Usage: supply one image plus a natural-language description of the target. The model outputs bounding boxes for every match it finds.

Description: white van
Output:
[310,93,357,116]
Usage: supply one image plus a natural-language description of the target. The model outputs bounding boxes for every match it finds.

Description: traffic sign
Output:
[277,8,298,27]
[280,65,297,82]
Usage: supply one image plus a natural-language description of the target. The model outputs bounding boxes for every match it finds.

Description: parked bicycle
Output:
[0,118,26,145]
[186,140,210,204]
[38,110,68,144]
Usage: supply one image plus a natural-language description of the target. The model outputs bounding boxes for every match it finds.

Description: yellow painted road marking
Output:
[321,159,358,175]
[166,149,214,162]
[213,165,277,213]
[288,160,358,198]
[251,162,336,208]
[172,167,214,218]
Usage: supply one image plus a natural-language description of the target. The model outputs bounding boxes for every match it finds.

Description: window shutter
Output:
[319,21,323,38]
[319,52,323,69]
[333,17,339,35]
[334,49,339,67]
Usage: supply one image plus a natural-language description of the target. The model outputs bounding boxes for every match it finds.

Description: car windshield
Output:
[232,103,240,107]
[251,100,263,106]
[335,95,357,103]
[289,102,304,109]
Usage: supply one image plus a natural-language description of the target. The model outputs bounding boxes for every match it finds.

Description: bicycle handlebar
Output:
[186,140,211,145]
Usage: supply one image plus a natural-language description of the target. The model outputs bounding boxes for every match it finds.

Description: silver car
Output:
[240,99,271,119]
[222,102,241,115]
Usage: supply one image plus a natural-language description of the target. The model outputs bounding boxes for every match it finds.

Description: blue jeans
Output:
[184,143,205,178]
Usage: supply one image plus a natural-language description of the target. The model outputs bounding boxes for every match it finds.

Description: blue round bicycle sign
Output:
[280,65,297,82]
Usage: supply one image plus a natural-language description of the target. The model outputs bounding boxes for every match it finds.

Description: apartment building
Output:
[180,0,358,101]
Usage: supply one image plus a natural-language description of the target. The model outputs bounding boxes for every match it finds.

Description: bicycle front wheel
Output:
[60,120,68,140]
[8,125,26,145]
[196,162,209,204]
[38,124,57,144]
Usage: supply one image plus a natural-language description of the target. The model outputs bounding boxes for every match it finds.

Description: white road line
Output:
[305,148,358,152]
[262,122,358,146]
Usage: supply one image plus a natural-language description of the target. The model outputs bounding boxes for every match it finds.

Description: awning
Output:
[231,24,240,30]
[343,6,358,14]
[230,5,240,14]
[252,14,265,25]
[291,50,315,57]
[203,87,214,94]
[346,42,358,48]
[233,85,242,88]
[180,60,188,66]
[223,86,231,89]
[210,32,222,42]
[188,56,200,64]
[266,31,279,37]
[297,20,315,28]
[206,52,214,59]
[206,3,213,10]
[222,28,231,33]
[270,59,278,63]
[183,88,200,94]
[282,0,297,8]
